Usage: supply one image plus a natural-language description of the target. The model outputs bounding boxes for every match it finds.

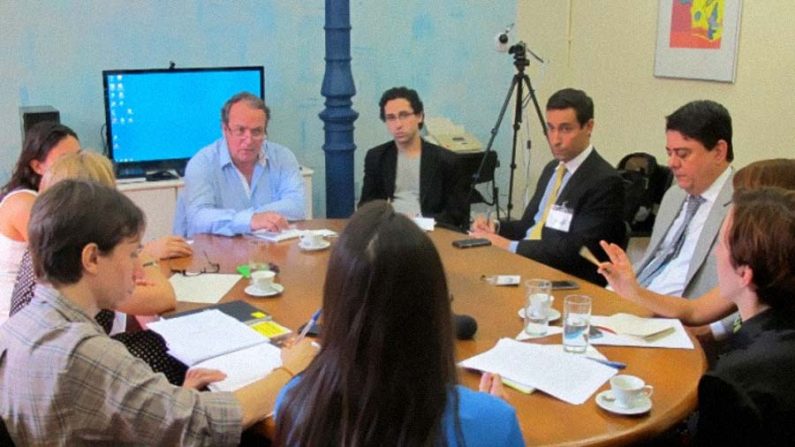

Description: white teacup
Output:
[609,375,654,408]
[251,270,276,292]
[300,231,324,248]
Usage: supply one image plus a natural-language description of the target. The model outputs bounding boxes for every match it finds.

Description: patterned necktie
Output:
[528,163,567,240]
[637,194,705,287]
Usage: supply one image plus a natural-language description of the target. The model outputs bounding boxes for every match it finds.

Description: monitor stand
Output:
[146,169,179,182]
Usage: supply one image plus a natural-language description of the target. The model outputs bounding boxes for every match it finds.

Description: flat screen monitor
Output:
[102,66,264,178]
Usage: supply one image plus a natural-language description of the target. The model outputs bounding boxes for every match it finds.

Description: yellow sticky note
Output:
[502,378,535,394]
[251,311,268,319]
[251,321,292,338]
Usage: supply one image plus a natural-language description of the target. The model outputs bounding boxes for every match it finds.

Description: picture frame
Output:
[654,0,743,83]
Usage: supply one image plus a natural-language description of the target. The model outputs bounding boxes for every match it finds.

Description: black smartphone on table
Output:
[551,280,579,290]
[452,238,492,249]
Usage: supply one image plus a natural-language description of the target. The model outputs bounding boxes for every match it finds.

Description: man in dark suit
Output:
[359,87,467,229]
[471,88,625,285]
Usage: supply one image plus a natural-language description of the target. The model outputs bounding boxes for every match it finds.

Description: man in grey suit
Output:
[635,100,734,338]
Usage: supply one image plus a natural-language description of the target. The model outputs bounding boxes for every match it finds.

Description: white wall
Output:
[514,0,795,210]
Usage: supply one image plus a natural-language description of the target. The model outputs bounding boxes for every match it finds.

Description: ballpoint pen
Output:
[296,308,322,343]
[586,357,627,370]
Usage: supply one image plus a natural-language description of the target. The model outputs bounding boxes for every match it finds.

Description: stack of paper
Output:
[596,313,672,337]
[500,344,608,394]
[459,338,616,405]
[253,228,302,242]
[312,229,338,238]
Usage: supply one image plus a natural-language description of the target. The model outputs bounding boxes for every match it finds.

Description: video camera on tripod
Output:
[509,41,528,57]
[464,25,547,223]
[495,24,544,64]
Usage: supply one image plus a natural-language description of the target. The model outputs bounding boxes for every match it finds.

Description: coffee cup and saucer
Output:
[596,374,653,415]
[299,231,330,251]
[245,270,284,297]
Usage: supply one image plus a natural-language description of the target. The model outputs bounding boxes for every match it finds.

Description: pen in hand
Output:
[296,308,322,343]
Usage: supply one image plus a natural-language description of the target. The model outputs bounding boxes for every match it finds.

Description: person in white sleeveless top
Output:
[0,122,80,324]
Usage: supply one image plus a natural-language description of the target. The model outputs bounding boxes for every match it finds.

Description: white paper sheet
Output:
[169,273,241,304]
[253,228,301,242]
[148,309,268,365]
[459,338,617,405]
[412,217,436,231]
[515,326,564,341]
[313,229,338,238]
[500,344,608,394]
[590,315,694,349]
[594,313,673,337]
[197,343,283,392]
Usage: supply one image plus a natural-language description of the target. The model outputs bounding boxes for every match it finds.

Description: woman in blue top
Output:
[274,200,523,446]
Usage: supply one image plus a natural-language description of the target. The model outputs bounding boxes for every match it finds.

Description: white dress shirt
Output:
[646,167,732,296]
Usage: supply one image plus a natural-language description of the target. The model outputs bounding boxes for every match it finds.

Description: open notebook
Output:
[150,302,292,391]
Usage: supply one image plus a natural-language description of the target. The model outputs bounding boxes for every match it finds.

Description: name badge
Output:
[546,204,573,232]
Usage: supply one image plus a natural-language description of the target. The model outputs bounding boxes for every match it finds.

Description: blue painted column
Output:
[320,0,358,217]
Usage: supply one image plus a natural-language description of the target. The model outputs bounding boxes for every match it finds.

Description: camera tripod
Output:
[466,41,547,222]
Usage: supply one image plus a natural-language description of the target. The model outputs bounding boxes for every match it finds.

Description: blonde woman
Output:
[11,151,191,383]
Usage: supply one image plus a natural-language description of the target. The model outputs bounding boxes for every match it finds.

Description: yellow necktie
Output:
[528,163,566,240]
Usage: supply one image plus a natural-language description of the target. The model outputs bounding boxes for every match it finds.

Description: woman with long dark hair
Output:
[275,201,523,446]
[0,122,79,324]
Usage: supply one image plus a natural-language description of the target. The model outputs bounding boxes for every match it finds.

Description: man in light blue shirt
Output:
[183,92,305,236]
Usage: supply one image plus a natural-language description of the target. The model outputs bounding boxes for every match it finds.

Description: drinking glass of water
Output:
[524,279,553,336]
[563,295,591,353]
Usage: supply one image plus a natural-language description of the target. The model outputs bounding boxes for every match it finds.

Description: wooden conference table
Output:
[167,220,706,446]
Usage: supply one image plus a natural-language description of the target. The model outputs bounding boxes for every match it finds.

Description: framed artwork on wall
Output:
[654,0,743,83]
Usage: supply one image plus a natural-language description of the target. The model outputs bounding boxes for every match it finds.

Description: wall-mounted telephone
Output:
[423,117,483,153]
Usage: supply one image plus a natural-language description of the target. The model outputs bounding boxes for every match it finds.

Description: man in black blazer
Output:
[359,87,467,229]
[471,88,626,285]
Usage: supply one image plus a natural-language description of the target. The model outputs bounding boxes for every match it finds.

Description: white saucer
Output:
[299,240,330,251]
[245,283,284,297]
[517,307,561,322]
[595,390,652,415]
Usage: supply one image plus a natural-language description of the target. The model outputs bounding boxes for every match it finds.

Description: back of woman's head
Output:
[40,151,116,190]
[1,122,78,196]
[277,200,458,447]
[733,158,795,191]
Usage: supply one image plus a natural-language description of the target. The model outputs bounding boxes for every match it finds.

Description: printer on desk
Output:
[423,116,483,153]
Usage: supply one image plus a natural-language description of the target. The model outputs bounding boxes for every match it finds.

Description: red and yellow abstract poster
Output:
[669,0,723,49]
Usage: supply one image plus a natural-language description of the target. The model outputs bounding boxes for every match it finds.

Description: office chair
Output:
[458,151,499,205]
[617,152,673,237]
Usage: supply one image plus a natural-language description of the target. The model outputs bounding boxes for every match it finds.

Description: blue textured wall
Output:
[1,1,517,217]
